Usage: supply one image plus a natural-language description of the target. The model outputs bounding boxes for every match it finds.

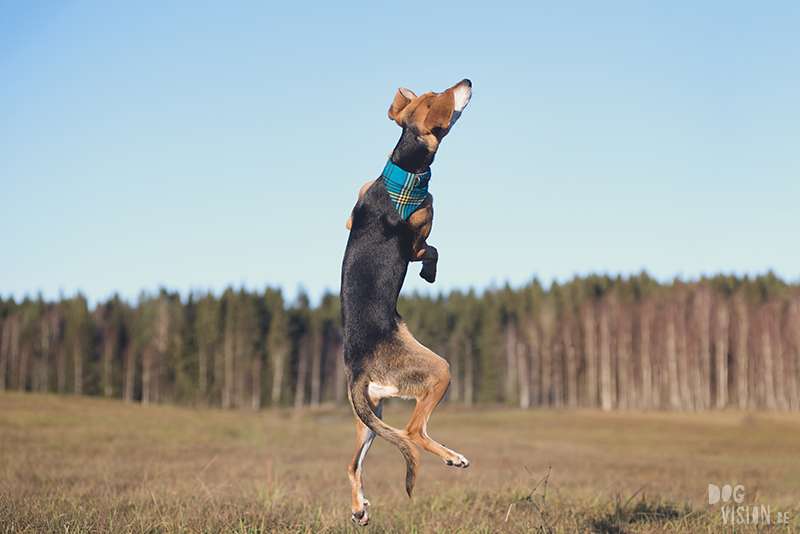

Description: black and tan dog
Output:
[341,79,472,526]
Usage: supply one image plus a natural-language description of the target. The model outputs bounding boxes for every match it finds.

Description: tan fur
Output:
[345,180,376,230]
[346,320,469,525]
[388,88,416,124]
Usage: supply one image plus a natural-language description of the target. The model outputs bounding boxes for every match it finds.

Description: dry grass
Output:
[1,393,798,533]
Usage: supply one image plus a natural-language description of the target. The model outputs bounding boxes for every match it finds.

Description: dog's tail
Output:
[350,376,419,497]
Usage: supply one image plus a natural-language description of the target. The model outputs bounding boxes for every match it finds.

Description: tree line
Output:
[1,272,799,411]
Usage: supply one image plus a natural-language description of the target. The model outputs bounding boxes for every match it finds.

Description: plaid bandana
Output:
[380,159,431,220]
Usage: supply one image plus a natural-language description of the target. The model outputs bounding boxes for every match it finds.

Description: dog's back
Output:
[341,178,412,358]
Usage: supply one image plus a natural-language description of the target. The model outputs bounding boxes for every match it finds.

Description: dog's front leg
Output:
[416,245,438,283]
[407,194,437,283]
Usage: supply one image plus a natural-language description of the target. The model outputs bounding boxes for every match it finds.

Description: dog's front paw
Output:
[420,260,437,283]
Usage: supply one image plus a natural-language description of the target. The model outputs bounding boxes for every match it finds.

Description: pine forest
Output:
[2,272,799,412]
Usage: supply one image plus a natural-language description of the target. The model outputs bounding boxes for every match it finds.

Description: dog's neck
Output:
[381,158,430,220]
[382,159,431,186]
[390,127,437,174]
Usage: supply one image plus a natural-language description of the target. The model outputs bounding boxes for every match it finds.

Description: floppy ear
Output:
[423,90,455,132]
[388,87,417,125]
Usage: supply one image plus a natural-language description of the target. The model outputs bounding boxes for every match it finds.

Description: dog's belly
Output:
[367,383,399,399]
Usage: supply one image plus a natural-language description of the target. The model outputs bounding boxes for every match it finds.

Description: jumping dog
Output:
[341,79,472,526]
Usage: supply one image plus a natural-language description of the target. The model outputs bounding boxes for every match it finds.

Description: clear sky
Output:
[2,1,799,307]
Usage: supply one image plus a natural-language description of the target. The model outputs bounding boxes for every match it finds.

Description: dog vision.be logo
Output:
[708,484,791,526]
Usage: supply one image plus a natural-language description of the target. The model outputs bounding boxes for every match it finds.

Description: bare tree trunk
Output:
[153,299,169,406]
[599,300,612,411]
[31,311,50,393]
[1,319,10,391]
[38,316,50,393]
[73,338,82,396]
[212,346,222,406]
[505,319,518,404]
[310,329,323,409]
[56,346,66,394]
[735,296,749,409]
[124,343,135,403]
[141,347,151,406]
[103,333,114,398]
[294,337,309,409]
[199,344,208,397]
[30,344,40,393]
[19,342,30,392]
[715,299,730,409]
[665,301,680,410]
[540,304,554,407]
[526,317,540,406]
[50,305,60,393]
[771,304,788,410]
[553,339,564,408]
[223,313,234,409]
[152,351,161,404]
[563,321,578,408]
[464,339,473,407]
[760,308,777,411]
[617,308,632,410]
[8,318,20,391]
[676,298,693,411]
[640,302,653,410]
[517,341,530,408]
[271,344,287,406]
[582,302,597,408]
[236,328,248,410]
[251,354,262,410]
[696,287,711,410]
[789,298,800,411]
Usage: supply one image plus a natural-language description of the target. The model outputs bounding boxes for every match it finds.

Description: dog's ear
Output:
[423,90,455,132]
[388,88,417,125]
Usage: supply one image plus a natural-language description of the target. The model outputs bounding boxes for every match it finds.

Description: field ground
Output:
[1,393,799,533]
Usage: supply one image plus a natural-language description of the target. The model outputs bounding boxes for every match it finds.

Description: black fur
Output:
[341,175,422,496]
[340,121,434,371]
[341,177,413,376]
[390,127,436,174]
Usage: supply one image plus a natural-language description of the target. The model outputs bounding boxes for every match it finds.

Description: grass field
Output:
[1,393,798,533]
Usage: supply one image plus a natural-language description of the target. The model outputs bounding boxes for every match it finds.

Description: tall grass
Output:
[1,393,798,532]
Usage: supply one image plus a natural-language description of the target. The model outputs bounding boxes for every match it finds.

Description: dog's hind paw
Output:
[444,452,470,468]
[351,498,371,526]
[351,508,370,527]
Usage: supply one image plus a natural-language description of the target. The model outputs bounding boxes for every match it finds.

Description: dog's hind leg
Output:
[348,397,382,526]
[404,360,470,468]
[393,325,470,468]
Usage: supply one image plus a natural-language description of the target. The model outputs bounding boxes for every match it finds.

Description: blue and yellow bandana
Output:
[380,159,431,220]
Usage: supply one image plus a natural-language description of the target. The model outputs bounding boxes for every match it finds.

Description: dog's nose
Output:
[460,79,472,88]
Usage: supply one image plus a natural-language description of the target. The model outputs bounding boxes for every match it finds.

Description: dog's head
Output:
[388,79,471,159]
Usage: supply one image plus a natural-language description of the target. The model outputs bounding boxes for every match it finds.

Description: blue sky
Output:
[2,1,799,306]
